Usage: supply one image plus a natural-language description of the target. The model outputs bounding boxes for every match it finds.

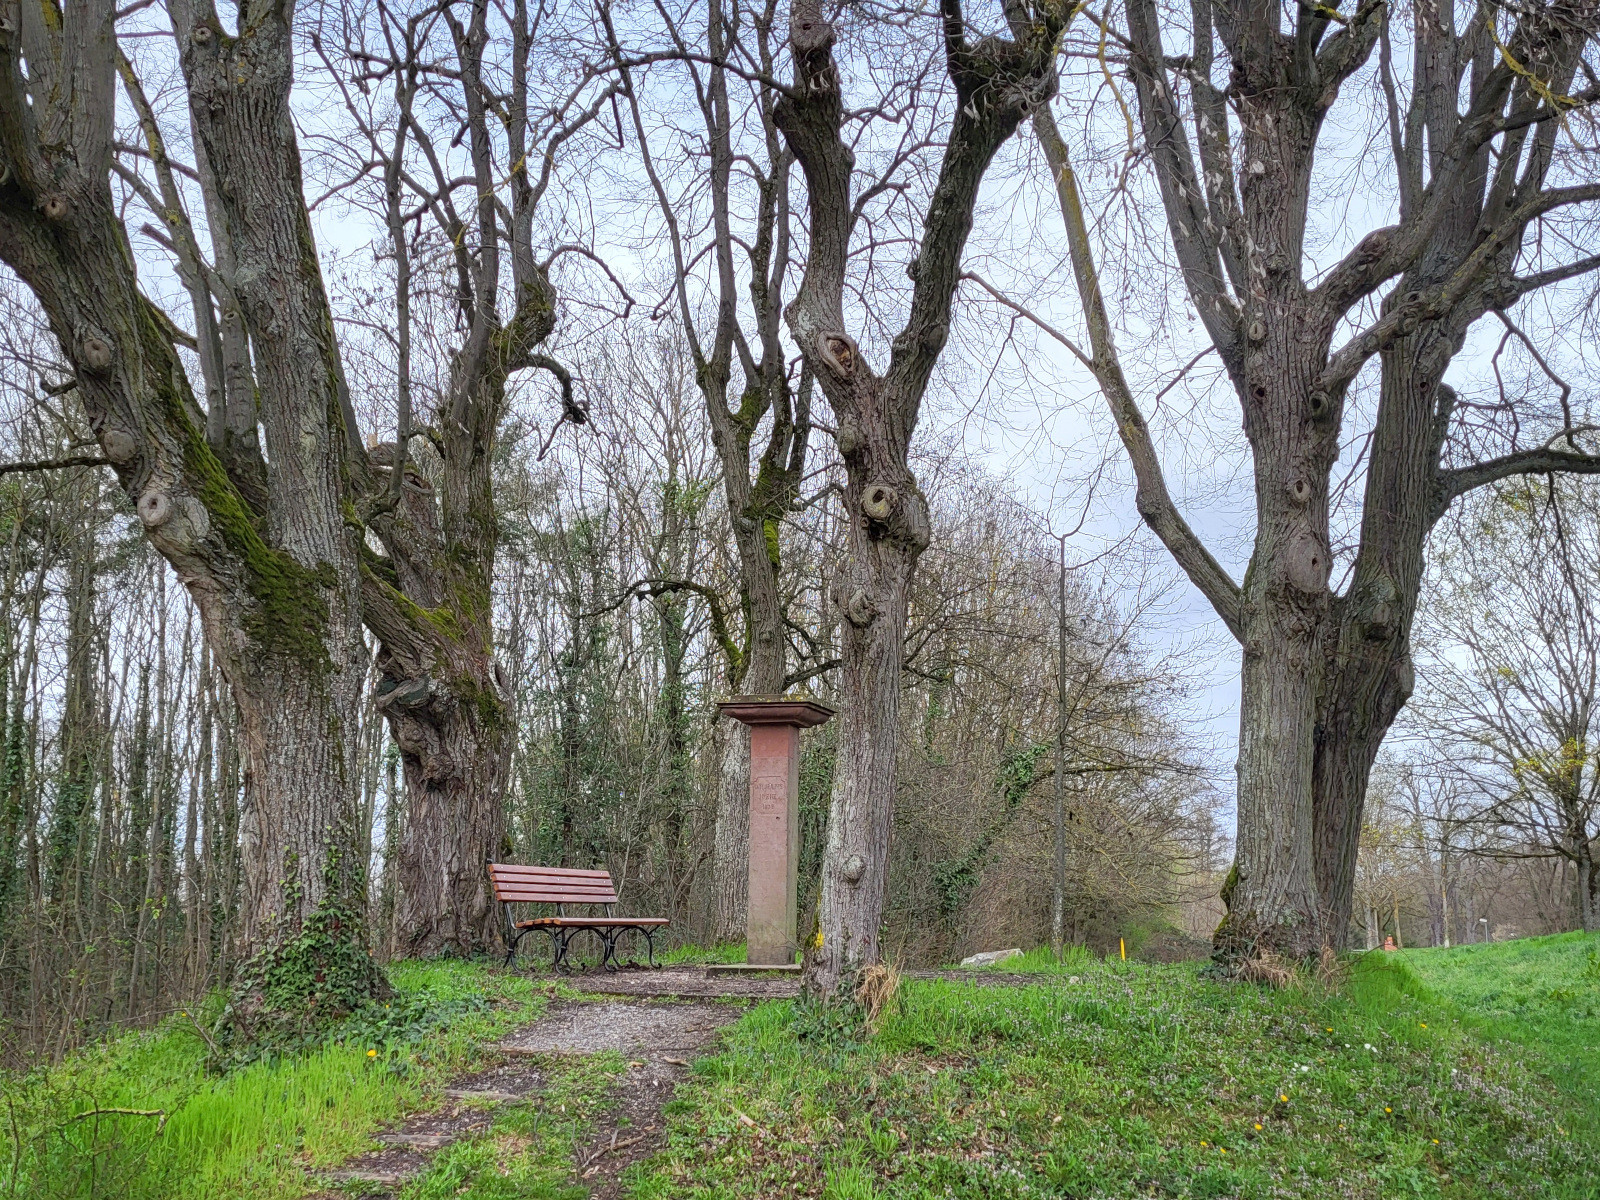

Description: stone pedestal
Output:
[717,696,835,965]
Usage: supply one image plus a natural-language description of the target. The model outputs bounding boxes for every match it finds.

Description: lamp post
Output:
[717,696,836,966]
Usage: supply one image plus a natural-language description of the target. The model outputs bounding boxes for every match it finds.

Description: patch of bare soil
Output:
[530,1004,745,1199]
[305,1060,543,1198]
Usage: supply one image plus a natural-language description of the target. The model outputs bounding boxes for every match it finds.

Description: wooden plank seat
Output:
[489,863,667,972]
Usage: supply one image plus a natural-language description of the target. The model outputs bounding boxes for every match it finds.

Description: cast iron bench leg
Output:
[548,927,572,974]
[504,926,533,967]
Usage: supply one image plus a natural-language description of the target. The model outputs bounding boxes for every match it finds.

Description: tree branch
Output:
[1433,440,1600,523]
[1033,102,1243,639]
[0,454,110,476]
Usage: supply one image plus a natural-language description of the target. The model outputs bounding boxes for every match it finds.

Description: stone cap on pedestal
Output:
[717,695,836,728]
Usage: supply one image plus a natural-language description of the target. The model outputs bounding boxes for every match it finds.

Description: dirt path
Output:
[309,965,1056,1198]
[499,999,745,1198]
[309,989,749,1199]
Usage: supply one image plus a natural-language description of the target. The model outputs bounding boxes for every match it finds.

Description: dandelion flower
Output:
[1385,1107,1392,1113]
[1219,1148,1227,1154]
[368,1049,378,1057]
[1200,1140,1208,1147]
[1279,1094,1288,1103]
[1420,1022,1427,1029]
[1432,1139,1440,1144]
[1255,1123,1263,1131]
[1325,1027,1333,1032]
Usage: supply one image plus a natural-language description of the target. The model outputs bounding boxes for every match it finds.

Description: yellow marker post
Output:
[1119,938,1126,961]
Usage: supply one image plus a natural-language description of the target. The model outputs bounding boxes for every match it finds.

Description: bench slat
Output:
[497,892,618,904]
[489,864,611,880]
[496,884,614,894]
[492,878,615,888]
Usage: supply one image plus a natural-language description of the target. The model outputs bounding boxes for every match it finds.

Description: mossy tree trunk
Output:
[0,0,384,1022]
[347,0,606,956]
[776,0,1066,998]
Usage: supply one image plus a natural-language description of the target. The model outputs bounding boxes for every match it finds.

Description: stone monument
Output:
[717,695,836,966]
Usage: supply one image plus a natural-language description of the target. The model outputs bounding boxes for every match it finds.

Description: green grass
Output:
[10,937,1598,1200]
[390,1052,622,1200]
[1,960,550,1200]
[1399,931,1600,1136]
[626,954,1599,1199]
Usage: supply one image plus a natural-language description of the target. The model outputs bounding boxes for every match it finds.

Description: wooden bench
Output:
[489,864,668,972]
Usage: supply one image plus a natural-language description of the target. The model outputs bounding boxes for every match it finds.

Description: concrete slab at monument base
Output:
[704,962,802,974]
[717,696,835,967]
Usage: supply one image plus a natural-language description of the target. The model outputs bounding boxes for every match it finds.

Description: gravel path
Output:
[496,998,742,1055]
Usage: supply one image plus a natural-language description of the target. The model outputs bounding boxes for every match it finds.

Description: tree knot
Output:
[818,332,859,378]
[844,588,878,628]
[861,484,896,525]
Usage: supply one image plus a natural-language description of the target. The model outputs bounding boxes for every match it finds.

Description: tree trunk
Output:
[803,510,919,996]
[1309,326,1447,944]
[0,0,385,1030]
[386,686,509,956]
[712,725,752,942]
[775,0,1063,998]
[1573,821,1597,933]
[352,0,580,956]
[1217,607,1326,961]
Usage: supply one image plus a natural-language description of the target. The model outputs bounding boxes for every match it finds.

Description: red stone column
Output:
[717,697,835,965]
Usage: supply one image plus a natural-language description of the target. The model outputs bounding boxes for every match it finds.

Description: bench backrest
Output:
[488,863,618,909]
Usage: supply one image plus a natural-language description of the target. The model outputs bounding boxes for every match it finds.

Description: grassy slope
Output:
[7,937,1596,1200]
[628,948,1599,1200]
[1,961,560,1200]
[1399,931,1600,1136]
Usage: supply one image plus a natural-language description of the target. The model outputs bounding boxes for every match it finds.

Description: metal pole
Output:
[1052,535,1067,959]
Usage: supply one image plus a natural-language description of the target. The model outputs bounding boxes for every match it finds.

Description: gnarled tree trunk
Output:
[777,0,1066,997]
[0,0,383,1021]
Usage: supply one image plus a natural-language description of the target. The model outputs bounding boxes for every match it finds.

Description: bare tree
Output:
[1415,477,1600,930]
[605,0,813,943]
[321,0,615,956]
[776,0,1069,997]
[1030,0,1600,964]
